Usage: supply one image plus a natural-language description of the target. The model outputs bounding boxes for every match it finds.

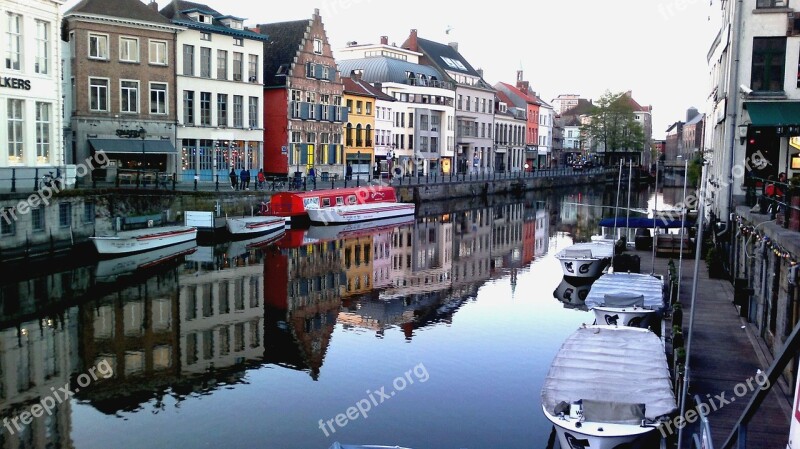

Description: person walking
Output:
[240,168,250,190]
[229,168,237,190]
[346,163,353,180]
[257,169,265,190]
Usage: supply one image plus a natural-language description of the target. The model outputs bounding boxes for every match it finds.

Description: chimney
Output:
[351,69,363,81]
[314,8,320,17]
[148,0,158,11]
[476,68,483,78]
[407,29,418,51]
[686,107,699,122]
[448,42,458,52]
[517,80,529,95]
[380,35,388,45]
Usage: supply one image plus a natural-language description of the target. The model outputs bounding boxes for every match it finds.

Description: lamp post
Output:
[138,126,146,187]
[357,150,361,182]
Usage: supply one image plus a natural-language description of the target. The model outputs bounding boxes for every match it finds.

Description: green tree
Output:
[581,91,645,162]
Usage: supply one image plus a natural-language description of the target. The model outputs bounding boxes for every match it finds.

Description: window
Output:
[291,89,301,101]
[32,207,44,232]
[347,99,353,113]
[233,37,243,46]
[88,33,109,60]
[6,13,22,69]
[59,203,72,228]
[8,99,23,162]
[366,102,372,115]
[290,131,301,143]
[217,94,228,127]
[313,38,323,54]
[89,78,109,111]
[183,91,195,125]
[83,201,95,224]
[150,82,167,114]
[322,65,329,80]
[307,132,316,144]
[149,40,167,65]
[356,124,362,146]
[119,37,139,62]
[183,44,194,75]
[233,95,243,127]
[201,32,211,41]
[212,51,226,81]
[200,47,211,77]
[751,37,786,92]
[35,20,49,74]
[34,102,51,163]
[1,209,14,236]
[248,54,258,82]
[120,80,139,113]
[757,0,787,6]
[356,101,362,114]
[233,52,243,81]
[481,98,486,113]
[248,96,258,128]
[200,92,211,125]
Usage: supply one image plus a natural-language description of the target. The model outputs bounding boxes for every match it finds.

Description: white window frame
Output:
[6,13,22,70]
[120,79,139,113]
[313,38,323,54]
[35,102,51,163]
[149,82,168,115]
[200,32,211,41]
[233,37,243,46]
[248,96,258,128]
[89,77,110,112]
[7,99,24,163]
[35,20,49,74]
[88,33,109,60]
[290,131,301,143]
[149,39,168,65]
[119,36,139,63]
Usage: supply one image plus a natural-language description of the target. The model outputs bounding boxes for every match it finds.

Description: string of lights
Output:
[735,214,798,265]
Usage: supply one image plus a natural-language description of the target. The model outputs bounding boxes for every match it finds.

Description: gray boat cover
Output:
[603,294,645,307]
[556,242,615,259]
[585,273,665,310]
[541,326,677,422]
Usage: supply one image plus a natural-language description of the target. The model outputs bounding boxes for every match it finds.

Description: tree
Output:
[581,91,645,163]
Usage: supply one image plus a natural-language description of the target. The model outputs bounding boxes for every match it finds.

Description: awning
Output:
[744,101,800,126]
[88,138,177,154]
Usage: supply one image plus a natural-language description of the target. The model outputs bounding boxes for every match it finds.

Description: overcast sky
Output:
[63,0,718,139]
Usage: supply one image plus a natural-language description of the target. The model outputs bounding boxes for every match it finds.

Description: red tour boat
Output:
[260,185,400,225]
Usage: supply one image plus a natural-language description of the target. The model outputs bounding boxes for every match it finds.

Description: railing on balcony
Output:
[406,78,454,89]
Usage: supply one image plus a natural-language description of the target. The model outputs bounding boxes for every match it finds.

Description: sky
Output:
[62,0,719,139]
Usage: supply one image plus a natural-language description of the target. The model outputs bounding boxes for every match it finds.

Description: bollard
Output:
[172,174,177,191]
[34,168,39,192]
[194,177,198,191]
[215,174,219,191]
[116,173,120,188]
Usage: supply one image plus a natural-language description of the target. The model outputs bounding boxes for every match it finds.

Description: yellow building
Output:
[342,75,378,180]
[342,235,374,298]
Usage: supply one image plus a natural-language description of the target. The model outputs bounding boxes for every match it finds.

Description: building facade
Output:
[494,91,526,172]
[495,72,543,169]
[342,75,377,180]
[160,1,267,183]
[258,9,346,178]
[538,99,555,167]
[64,0,183,185]
[1,0,65,185]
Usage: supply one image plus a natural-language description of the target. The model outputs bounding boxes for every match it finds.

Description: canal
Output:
[0,184,687,449]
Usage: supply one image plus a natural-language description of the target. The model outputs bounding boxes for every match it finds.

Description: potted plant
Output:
[672,302,683,328]
[672,325,684,349]
[674,347,686,366]
[706,246,726,279]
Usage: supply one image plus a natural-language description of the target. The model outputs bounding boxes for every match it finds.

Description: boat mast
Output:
[650,160,660,273]
[676,160,689,300]
[613,160,623,247]
[626,160,632,245]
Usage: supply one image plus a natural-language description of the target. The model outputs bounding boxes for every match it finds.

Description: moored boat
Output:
[261,185,399,225]
[226,215,286,236]
[90,225,197,256]
[225,227,286,257]
[552,276,595,310]
[584,272,665,329]
[555,241,615,278]
[307,215,414,240]
[306,201,415,225]
[95,240,198,281]
[541,325,677,449]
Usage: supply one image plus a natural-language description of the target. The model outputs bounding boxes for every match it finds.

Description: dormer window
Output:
[199,14,211,23]
[220,18,244,30]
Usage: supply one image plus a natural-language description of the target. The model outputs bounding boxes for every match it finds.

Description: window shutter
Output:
[327,106,335,122]
[340,106,348,122]
[300,102,310,120]
[305,62,312,77]
[316,104,323,121]
[314,64,322,79]
[328,144,336,164]
[299,144,308,164]
[328,68,336,82]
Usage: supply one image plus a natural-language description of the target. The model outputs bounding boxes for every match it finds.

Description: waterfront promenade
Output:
[636,249,792,448]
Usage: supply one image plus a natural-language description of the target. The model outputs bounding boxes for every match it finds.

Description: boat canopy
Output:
[585,273,665,310]
[555,242,615,259]
[541,326,677,422]
[598,216,694,228]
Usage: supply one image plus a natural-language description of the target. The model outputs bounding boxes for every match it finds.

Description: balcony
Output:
[406,78,453,89]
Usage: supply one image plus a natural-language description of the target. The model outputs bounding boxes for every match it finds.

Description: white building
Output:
[160,2,268,183]
[494,91,526,172]
[552,94,582,116]
[0,0,64,185]
[538,100,555,166]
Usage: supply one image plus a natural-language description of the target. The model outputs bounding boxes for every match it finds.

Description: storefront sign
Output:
[116,129,144,138]
[0,76,31,90]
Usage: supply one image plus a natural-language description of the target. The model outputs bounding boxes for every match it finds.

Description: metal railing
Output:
[747,176,800,229]
[692,394,714,449]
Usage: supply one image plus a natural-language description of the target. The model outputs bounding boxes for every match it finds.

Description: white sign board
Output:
[184,211,215,229]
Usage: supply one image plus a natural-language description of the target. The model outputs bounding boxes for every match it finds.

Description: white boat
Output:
[90,225,197,256]
[584,272,665,328]
[306,202,415,225]
[95,240,198,281]
[226,215,286,236]
[306,215,415,241]
[555,242,615,278]
[541,325,677,449]
[225,228,286,257]
[552,277,594,310]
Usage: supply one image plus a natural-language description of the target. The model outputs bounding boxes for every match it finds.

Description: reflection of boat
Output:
[226,215,285,236]
[90,226,197,256]
[541,325,676,449]
[552,277,595,310]
[94,240,197,281]
[225,228,286,257]
[306,201,415,225]
[307,215,414,241]
[584,272,665,328]
[555,242,614,278]
[261,185,400,225]
[329,444,412,449]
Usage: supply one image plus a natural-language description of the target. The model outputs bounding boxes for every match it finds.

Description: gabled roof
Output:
[256,19,309,87]
[342,77,395,101]
[621,91,649,112]
[66,0,173,25]
[496,90,515,107]
[495,82,540,108]
[337,58,443,85]
[160,1,267,41]
[561,99,594,117]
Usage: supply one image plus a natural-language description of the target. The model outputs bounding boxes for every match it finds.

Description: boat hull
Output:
[226,216,285,236]
[226,228,286,256]
[593,306,657,327]
[94,240,197,281]
[558,256,609,278]
[91,226,197,256]
[543,407,659,449]
[307,202,415,225]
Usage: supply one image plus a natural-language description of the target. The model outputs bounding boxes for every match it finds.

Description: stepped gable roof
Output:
[256,19,309,87]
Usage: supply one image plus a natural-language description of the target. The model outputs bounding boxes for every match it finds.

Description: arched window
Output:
[365,124,372,147]
[346,123,353,147]
[356,124,363,147]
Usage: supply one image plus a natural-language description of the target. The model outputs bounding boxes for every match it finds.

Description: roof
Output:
[584,273,665,310]
[65,0,174,25]
[159,1,267,41]
[541,325,677,421]
[412,37,489,88]
[621,91,648,112]
[256,19,310,87]
[342,77,395,101]
[337,58,444,85]
[685,113,704,126]
[495,82,540,107]
[561,99,595,117]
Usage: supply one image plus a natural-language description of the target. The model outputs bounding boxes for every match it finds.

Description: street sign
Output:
[281,145,288,155]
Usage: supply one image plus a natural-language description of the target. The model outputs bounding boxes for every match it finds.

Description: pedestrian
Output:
[229,168,237,190]
[257,168,265,190]
[308,167,316,183]
[240,168,250,190]
[346,163,353,180]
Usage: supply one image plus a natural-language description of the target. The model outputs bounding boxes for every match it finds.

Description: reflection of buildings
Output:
[372,229,393,289]
[342,235,374,297]
[534,208,549,258]
[490,203,524,273]
[452,208,491,288]
[0,312,78,449]
[384,216,452,297]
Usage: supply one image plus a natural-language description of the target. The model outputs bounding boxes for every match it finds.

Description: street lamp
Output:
[138,126,146,187]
